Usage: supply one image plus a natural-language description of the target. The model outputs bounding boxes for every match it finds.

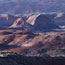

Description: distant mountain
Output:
[0,13,60,31]
[0,0,65,14]
[0,14,19,27]
[10,18,33,30]
[27,14,60,32]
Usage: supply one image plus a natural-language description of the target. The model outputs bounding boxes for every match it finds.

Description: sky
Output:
[0,0,65,14]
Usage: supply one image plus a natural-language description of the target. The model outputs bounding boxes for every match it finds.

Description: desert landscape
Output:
[0,13,64,65]
[0,0,65,65]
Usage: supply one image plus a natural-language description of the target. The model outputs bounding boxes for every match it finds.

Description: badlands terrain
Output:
[0,13,64,65]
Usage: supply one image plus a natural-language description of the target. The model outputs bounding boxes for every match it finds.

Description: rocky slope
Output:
[0,30,65,57]
[0,13,60,32]
[10,18,33,30]
[27,14,60,32]
[0,14,19,27]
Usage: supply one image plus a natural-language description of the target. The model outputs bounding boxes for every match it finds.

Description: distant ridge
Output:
[10,17,33,30]
[0,14,19,27]
[27,14,60,32]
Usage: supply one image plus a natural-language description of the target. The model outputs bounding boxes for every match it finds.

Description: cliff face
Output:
[10,18,33,30]
[0,13,60,32]
[27,14,60,32]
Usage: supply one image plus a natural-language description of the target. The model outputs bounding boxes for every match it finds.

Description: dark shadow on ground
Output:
[0,44,20,50]
[0,55,65,65]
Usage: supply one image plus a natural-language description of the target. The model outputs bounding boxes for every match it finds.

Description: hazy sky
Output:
[0,0,65,14]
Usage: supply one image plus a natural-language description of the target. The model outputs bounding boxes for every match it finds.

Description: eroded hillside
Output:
[0,30,64,57]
